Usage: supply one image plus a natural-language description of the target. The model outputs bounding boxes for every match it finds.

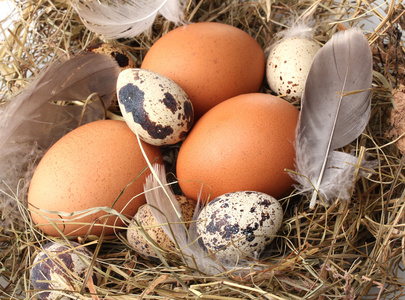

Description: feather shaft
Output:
[294,28,373,208]
[310,67,350,205]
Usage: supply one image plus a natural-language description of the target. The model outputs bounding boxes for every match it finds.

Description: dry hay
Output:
[0,0,405,299]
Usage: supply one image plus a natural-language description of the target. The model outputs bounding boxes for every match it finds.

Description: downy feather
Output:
[141,163,263,275]
[71,0,184,39]
[142,163,223,274]
[293,28,373,209]
[0,53,120,226]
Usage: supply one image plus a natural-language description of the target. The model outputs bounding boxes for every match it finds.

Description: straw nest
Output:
[0,0,404,299]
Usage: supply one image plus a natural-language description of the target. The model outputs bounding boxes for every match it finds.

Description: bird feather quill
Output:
[142,163,224,274]
[293,28,373,209]
[140,162,258,275]
[71,0,184,39]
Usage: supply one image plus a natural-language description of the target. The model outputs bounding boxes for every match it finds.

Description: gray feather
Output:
[0,53,120,148]
[294,28,373,208]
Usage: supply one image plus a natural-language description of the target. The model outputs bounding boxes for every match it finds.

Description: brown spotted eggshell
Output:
[30,241,98,300]
[85,43,137,70]
[127,195,196,258]
[266,37,321,101]
[117,68,194,146]
[196,191,283,265]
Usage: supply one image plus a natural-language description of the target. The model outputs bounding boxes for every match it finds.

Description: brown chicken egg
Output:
[176,93,299,202]
[141,22,265,120]
[127,195,196,259]
[28,120,163,237]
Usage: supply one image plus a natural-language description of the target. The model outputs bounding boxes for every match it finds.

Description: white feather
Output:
[143,163,265,275]
[293,28,373,209]
[143,164,189,249]
[143,164,221,274]
[70,0,184,39]
[159,0,184,23]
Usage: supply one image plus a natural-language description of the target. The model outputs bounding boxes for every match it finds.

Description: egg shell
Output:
[266,37,321,101]
[86,43,137,115]
[28,120,163,237]
[196,191,283,264]
[117,68,194,146]
[141,22,265,120]
[176,93,299,202]
[86,43,137,70]
[31,241,98,300]
[127,195,196,258]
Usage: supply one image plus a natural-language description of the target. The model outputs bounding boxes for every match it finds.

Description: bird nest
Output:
[0,0,404,299]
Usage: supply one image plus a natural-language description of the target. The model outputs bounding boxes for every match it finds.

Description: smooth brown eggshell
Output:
[127,196,196,258]
[176,93,299,202]
[141,22,265,120]
[28,120,163,237]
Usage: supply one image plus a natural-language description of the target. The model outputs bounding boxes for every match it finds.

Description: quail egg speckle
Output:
[196,191,283,265]
[127,195,196,258]
[30,241,98,300]
[266,37,321,101]
[86,43,137,70]
[117,68,194,146]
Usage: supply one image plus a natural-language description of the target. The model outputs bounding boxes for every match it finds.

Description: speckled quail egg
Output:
[127,195,196,259]
[86,43,137,70]
[85,43,137,114]
[117,68,194,146]
[266,37,321,101]
[30,241,98,300]
[196,191,283,265]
